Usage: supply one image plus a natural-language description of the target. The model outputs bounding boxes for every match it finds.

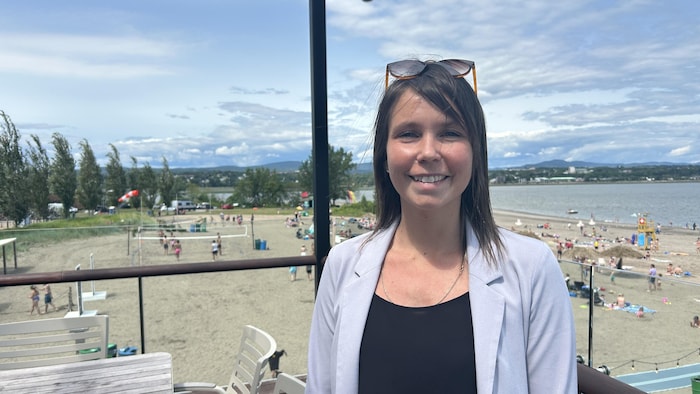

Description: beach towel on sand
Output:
[620,305,655,315]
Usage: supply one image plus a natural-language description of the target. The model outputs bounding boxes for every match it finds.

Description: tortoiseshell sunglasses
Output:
[385,59,477,94]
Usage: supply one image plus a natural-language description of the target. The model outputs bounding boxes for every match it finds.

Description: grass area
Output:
[0,203,374,255]
[331,201,375,218]
[1,211,159,253]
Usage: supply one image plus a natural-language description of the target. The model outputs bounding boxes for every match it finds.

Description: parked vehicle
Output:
[171,200,196,211]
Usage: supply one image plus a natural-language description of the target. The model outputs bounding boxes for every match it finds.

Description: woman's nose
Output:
[416,135,442,162]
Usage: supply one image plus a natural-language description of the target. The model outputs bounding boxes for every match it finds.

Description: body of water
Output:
[356,182,699,229]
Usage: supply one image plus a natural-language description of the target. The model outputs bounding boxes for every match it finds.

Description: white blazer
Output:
[307,222,577,393]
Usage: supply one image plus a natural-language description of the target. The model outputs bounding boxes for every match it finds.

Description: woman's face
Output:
[386,89,473,215]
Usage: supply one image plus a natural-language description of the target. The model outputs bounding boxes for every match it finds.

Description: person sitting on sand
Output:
[636,306,645,318]
[667,263,674,275]
[616,293,626,308]
[691,316,699,328]
[673,265,683,276]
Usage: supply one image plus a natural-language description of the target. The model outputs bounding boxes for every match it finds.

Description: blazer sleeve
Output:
[526,244,578,393]
[306,248,340,393]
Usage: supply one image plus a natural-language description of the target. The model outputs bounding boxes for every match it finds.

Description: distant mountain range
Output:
[173,160,694,173]
[516,159,687,169]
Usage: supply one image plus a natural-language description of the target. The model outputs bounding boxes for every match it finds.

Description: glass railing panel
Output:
[564,258,700,380]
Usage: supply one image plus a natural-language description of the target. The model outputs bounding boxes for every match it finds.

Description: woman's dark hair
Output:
[371,62,503,265]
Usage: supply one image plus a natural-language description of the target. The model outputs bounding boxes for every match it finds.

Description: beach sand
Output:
[1,210,699,391]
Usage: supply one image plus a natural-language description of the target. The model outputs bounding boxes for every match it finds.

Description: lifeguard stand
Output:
[636,214,656,250]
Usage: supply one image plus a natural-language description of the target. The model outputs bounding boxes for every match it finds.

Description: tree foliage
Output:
[104,144,127,206]
[233,168,285,207]
[158,157,175,206]
[0,111,30,225]
[26,135,51,219]
[128,157,157,208]
[77,139,103,211]
[298,145,356,205]
[49,133,77,218]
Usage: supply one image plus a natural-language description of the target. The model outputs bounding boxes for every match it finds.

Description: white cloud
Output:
[3,1,698,168]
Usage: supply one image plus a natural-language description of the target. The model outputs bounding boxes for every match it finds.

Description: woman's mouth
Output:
[410,175,447,183]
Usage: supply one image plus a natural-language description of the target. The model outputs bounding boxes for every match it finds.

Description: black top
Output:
[359,292,477,393]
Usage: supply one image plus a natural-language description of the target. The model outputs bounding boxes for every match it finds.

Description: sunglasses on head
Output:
[385,59,477,94]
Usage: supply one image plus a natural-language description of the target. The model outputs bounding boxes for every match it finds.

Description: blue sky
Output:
[2,0,698,169]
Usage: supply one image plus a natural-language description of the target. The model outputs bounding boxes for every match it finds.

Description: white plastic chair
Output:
[0,315,109,370]
[272,373,306,394]
[174,325,277,394]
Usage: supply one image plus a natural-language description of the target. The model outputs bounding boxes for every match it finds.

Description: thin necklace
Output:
[381,255,466,306]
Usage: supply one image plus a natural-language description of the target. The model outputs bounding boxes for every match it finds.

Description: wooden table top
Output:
[0,352,173,393]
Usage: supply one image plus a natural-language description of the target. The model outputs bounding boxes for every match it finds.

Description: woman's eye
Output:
[442,129,464,138]
[396,130,419,139]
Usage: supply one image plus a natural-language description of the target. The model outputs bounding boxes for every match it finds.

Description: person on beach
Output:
[211,240,218,261]
[636,306,645,318]
[301,245,313,280]
[691,316,699,328]
[163,235,169,255]
[307,58,576,393]
[216,233,223,256]
[674,265,684,276]
[43,284,56,313]
[174,240,182,261]
[648,264,657,291]
[616,293,626,308]
[29,285,42,315]
[289,265,297,282]
[557,242,563,260]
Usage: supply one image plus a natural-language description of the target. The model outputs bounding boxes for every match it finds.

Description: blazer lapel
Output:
[334,228,393,392]
[467,232,505,394]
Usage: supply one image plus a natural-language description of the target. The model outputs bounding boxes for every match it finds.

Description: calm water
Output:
[489,182,699,227]
[356,182,699,228]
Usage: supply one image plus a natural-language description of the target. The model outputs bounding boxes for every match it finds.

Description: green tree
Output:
[0,111,30,225]
[26,135,51,219]
[139,161,158,209]
[158,157,175,207]
[234,168,284,207]
[77,139,102,211]
[104,144,127,206]
[127,157,142,208]
[49,133,77,218]
[298,145,356,205]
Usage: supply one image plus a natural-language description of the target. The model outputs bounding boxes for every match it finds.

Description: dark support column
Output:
[309,0,331,295]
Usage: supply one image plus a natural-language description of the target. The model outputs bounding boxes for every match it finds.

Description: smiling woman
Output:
[306,60,577,393]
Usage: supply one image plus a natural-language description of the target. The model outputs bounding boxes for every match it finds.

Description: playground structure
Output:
[635,214,657,250]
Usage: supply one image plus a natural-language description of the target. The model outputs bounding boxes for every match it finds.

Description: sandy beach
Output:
[1,210,699,390]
